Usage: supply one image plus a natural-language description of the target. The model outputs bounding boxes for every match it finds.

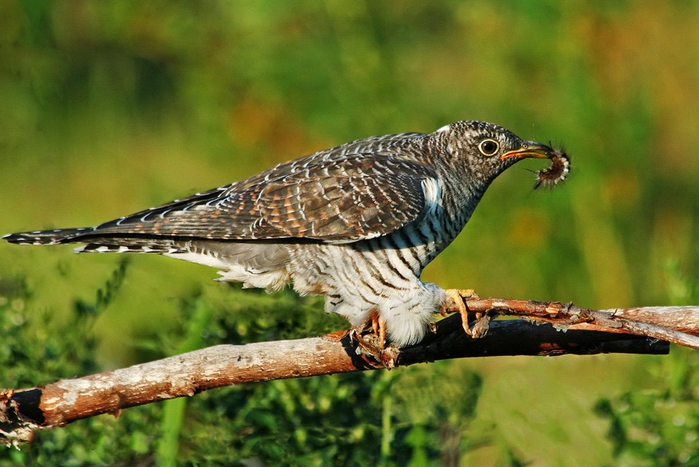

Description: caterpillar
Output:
[534,147,570,189]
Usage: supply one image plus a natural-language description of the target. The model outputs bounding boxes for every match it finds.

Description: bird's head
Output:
[431,121,565,187]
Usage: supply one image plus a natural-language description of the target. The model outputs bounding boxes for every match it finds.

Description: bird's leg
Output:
[443,289,491,338]
[324,311,398,368]
[371,312,388,350]
[350,310,384,353]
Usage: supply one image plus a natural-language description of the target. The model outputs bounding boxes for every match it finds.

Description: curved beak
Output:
[499,141,554,160]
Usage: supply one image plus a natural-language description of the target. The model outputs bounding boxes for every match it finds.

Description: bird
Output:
[3,120,567,353]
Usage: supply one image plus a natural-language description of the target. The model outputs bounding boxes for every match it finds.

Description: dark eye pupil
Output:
[481,141,497,154]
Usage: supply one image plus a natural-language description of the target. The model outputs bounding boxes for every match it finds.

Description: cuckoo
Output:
[3,121,569,352]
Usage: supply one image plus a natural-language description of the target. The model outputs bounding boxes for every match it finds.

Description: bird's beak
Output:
[499,141,553,161]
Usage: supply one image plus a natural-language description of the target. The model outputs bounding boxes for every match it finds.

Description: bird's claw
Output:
[443,288,491,338]
[469,313,491,338]
[349,321,399,369]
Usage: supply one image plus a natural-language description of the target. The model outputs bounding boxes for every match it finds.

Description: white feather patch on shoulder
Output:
[421,177,443,213]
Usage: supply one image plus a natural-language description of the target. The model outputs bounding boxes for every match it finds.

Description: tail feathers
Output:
[3,228,93,245]
[75,237,180,254]
[3,229,180,254]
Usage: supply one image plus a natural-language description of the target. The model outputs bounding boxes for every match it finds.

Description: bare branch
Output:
[3,298,697,448]
[460,299,699,349]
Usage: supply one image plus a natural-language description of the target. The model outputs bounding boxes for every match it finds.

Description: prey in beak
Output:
[500,141,571,189]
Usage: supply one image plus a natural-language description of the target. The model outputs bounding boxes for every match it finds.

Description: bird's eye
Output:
[478,139,500,156]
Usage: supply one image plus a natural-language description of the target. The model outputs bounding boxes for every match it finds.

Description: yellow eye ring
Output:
[478,139,500,156]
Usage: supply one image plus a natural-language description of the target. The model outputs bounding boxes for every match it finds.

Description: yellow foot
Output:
[353,337,399,368]
[347,312,398,369]
[443,289,490,338]
[369,309,387,350]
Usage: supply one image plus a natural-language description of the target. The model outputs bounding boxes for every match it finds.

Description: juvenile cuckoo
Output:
[3,121,569,348]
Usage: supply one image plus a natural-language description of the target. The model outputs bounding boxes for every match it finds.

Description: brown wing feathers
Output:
[4,133,432,246]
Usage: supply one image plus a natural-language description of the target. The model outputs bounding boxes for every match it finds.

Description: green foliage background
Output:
[1,1,699,465]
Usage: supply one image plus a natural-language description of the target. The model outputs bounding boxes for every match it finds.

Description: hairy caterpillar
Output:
[534,147,570,189]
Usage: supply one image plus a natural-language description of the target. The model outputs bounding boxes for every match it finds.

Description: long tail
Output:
[3,228,91,245]
[3,229,178,254]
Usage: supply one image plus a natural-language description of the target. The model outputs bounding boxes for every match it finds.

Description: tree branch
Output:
[461,299,699,350]
[3,297,697,448]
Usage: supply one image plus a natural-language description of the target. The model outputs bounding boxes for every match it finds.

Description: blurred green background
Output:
[2,1,699,465]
